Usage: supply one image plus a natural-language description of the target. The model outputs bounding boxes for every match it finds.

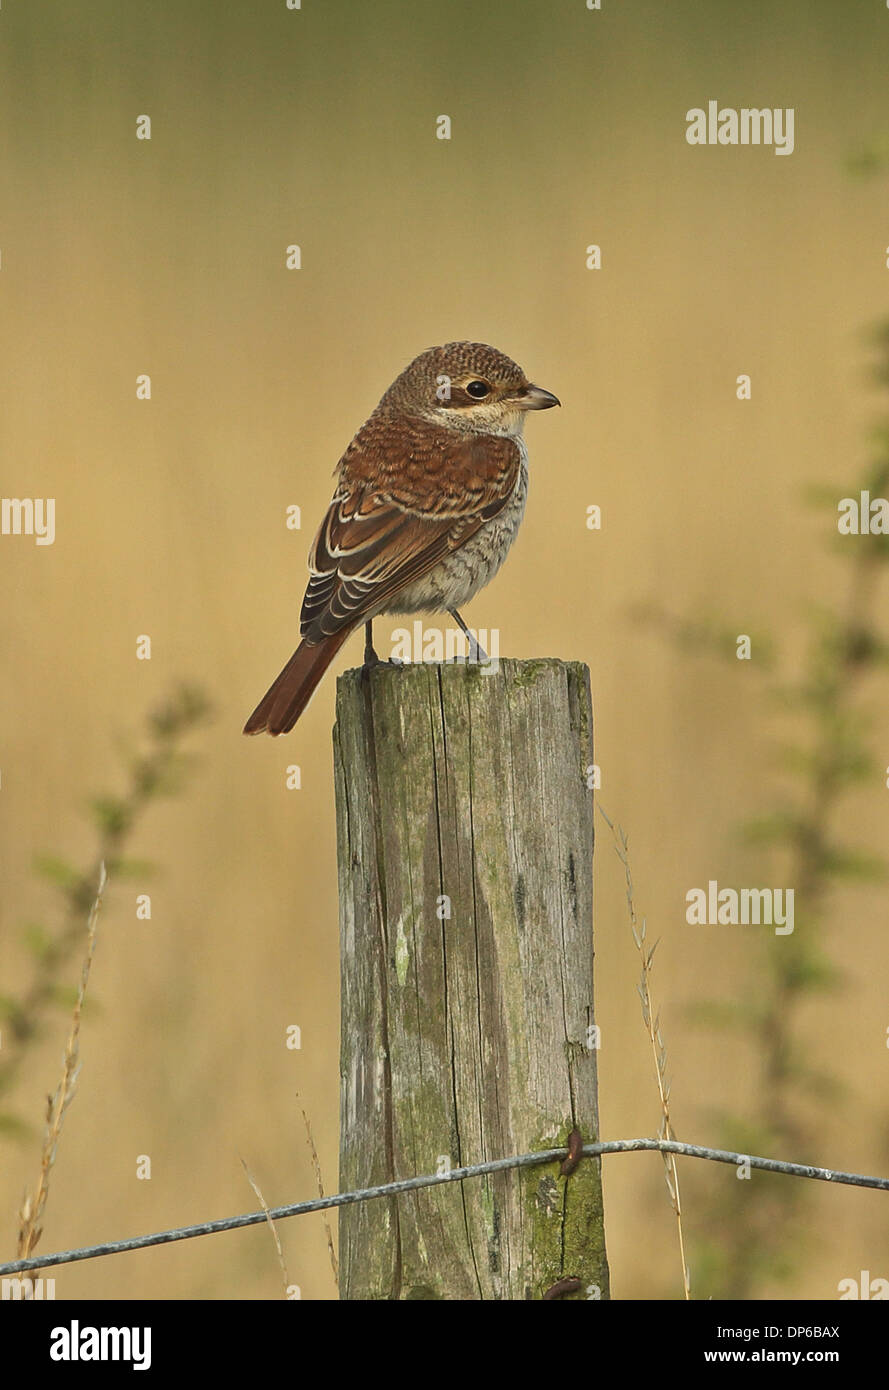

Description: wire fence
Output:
[1,1135,887,1279]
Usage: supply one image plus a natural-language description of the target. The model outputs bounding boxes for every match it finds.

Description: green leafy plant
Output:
[641,324,889,1297]
[0,683,212,1137]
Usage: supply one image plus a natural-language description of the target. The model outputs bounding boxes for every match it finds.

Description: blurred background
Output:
[1,0,888,1299]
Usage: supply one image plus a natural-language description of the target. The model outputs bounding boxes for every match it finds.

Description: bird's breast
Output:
[382,443,529,616]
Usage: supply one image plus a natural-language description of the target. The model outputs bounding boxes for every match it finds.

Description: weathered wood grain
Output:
[333,658,608,1300]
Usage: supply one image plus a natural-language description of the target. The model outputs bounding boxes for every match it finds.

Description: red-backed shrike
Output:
[244,341,559,736]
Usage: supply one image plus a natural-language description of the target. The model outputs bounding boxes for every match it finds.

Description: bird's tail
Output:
[243,630,352,736]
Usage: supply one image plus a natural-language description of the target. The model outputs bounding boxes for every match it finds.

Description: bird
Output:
[243,341,559,736]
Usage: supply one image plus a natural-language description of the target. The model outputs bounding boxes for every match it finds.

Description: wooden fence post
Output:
[333,658,609,1300]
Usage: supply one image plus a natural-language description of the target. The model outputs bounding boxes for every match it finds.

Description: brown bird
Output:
[244,341,559,736]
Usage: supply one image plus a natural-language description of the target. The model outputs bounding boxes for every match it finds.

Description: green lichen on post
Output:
[564,661,593,753]
[506,657,553,688]
[559,1131,609,1300]
[394,916,410,985]
[522,1121,609,1300]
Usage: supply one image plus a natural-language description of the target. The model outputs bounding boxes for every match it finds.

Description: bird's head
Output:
[379,341,560,438]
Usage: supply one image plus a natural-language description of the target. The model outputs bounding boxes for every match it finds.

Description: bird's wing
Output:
[299,416,521,641]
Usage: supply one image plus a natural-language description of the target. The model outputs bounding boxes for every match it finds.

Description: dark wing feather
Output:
[299,416,520,642]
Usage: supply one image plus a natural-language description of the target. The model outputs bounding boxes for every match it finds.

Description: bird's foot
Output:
[363,646,403,670]
[447,607,488,663]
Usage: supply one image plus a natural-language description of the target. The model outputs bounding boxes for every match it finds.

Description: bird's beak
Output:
[517,383,561,410]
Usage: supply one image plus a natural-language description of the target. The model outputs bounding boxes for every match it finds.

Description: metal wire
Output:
[1,1136,886,1278]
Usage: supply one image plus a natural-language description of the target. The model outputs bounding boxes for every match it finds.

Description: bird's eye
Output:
[466,380,490,399]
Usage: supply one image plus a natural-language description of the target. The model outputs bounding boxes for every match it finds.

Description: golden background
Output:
[1,0,888,1298]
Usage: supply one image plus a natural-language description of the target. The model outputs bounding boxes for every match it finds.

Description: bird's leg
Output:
[448,608,488,663]
[363,619,403,668]
[363,620,380,669]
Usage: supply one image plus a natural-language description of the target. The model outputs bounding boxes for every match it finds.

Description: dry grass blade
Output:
[240,1158,292,1298]
[297,1092,338,1285]
[17,862,108,1274]
[598,805,691,1300]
